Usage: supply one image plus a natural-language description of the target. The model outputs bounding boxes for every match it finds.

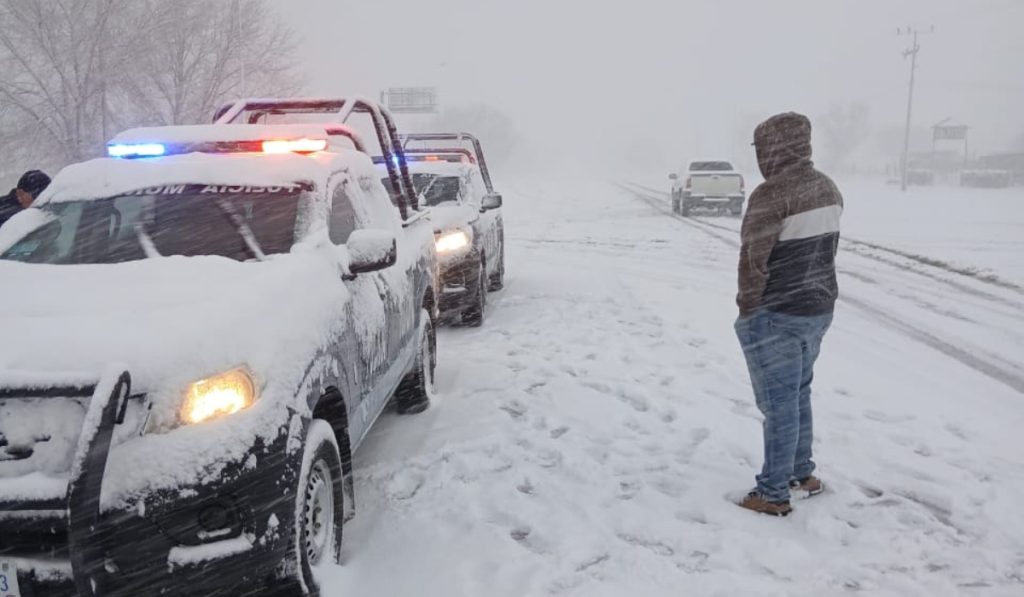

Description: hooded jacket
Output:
[0,189,22,229]
[737,112,843,316]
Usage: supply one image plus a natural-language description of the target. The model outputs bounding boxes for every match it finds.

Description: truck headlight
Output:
[181,368,256,425]
[435,230,470,255]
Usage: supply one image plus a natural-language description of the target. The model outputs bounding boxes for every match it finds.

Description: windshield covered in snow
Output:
[689,161,733,172]
[412,174,462,206]
[0,185,303,264]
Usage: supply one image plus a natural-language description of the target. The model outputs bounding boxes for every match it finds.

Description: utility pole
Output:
[898,25,934,192]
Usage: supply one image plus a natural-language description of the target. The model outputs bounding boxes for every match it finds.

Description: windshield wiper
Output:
[417,176,440,208]
[215,200,267,261]
[134,224,161,259]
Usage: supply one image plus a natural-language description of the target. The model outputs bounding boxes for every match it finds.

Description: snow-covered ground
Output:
[319,177,1024,597]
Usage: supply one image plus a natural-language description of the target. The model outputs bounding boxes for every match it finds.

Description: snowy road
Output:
[321,180,1024,597]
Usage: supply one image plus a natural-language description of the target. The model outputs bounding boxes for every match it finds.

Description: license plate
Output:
[703,197,729,203]
[0,559,22,597]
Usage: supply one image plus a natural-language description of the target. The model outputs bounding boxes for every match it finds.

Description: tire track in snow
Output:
[616,182,1024,395]
[628,181,1024,305]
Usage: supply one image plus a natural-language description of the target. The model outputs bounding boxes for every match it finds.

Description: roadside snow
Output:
[838,179,1024,288]
[318,178,1024,597]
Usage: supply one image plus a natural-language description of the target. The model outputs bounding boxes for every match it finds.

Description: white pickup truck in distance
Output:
[670,160,745,217]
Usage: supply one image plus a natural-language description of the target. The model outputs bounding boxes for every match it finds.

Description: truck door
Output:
[354,176,419,404]
[330,178,385,440]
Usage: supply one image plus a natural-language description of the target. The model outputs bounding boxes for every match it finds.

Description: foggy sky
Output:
[282,0,1023,171]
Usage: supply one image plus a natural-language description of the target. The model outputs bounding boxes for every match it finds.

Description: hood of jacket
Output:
[754,112,813,179]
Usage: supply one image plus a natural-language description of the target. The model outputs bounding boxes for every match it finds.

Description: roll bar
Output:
[400,133,494,193]
[212,97,418,220]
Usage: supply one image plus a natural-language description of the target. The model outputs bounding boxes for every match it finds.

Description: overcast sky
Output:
[282,0,1023,171]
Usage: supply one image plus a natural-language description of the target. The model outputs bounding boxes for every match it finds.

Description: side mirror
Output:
[346,229,397,277]
[481,192,503,212]
[668,173,678,180]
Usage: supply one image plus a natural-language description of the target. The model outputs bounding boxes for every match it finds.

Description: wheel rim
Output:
[303,459,334,566]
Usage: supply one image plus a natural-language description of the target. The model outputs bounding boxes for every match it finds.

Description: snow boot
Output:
[739,491,792,517]
[790,475,825,499]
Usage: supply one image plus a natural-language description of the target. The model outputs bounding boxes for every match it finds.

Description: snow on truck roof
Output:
[38,124,375,204]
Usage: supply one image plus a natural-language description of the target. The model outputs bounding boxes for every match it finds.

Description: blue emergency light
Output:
[107,143,167,158]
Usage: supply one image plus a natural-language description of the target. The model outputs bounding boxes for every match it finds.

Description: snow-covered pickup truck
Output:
[398,133,505,326]
[0,99,438,597]
[670,159,745,217]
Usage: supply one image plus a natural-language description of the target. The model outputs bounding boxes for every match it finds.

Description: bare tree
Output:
[119,0,302,127]
[818,102,871,173]
[0,0,135,162]
[0,0,302,175]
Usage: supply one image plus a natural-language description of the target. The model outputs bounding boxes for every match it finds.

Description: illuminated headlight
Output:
[435,230,470,254]
[181,368,256,425]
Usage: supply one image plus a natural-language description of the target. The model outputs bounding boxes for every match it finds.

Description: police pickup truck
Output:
[670,159,745,217]
[398,133,505,326]
[0,98,438,597]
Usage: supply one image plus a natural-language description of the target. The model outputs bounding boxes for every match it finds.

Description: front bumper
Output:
[0,370,299,597]
[685,194,745,209]
[437,250,482,316]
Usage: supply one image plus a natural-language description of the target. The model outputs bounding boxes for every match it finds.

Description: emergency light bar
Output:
[261,138,328,154]
[107,143,167,158]
[106,138,328,159]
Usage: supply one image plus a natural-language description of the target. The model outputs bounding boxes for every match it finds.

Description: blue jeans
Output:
[735,309,833,502]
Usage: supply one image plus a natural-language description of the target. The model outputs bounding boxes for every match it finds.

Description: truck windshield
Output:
[690,161,733,172]
[412,174,461,206]
[0,184,303,265]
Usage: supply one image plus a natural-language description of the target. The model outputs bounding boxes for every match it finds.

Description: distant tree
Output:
[818,102,871,172]
[0,0,134,162]
[119,0,302,127]
[428,103,517,165]
[0,0,302,171]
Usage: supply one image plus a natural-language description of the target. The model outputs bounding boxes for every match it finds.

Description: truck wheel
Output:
[462,260,486,327]
[488,239,505,291]
[395,311,435,414]
[680,201,692,217]
[291,420,344,597]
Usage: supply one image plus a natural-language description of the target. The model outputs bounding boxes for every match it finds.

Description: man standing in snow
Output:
[734,112,843,516]
[0,170,51,228]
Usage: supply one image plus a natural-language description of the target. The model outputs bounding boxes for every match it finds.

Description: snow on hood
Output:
[0,252,346,404]
[429,203,479,234]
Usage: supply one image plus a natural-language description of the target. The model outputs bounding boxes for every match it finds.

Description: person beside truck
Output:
[0,170,51,228]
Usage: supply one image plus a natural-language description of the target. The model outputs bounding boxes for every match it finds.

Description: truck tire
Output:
[488,234,505,291]
[680,200,692,217]
[290,420,345,597]
[395,310,435,414]
[462,260,487,327]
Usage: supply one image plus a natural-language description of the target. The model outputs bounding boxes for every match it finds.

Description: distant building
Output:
[977,152,1024,185]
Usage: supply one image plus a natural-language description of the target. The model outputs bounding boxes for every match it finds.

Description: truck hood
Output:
[430,203,479,233]
[0,253,347,394]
